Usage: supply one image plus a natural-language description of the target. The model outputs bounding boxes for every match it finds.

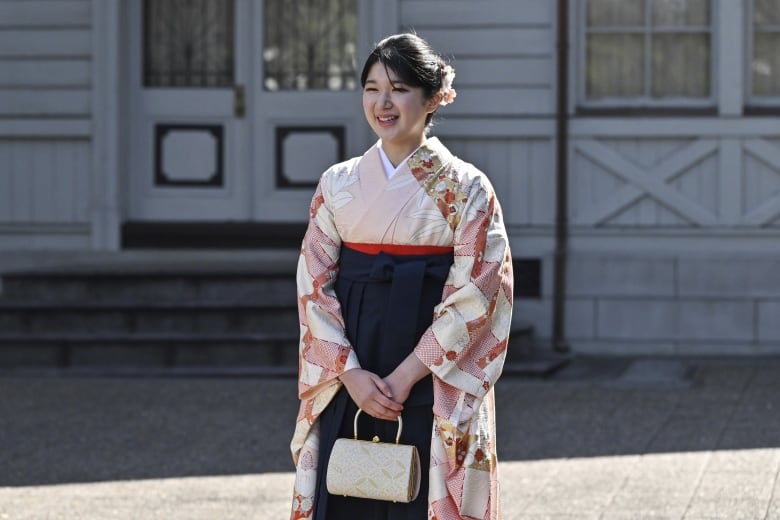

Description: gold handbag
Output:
[326,409,421,503]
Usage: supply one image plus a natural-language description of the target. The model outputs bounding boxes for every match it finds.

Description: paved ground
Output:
[1,355,779,519]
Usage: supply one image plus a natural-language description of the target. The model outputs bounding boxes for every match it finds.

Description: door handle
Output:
[234,84,245,118]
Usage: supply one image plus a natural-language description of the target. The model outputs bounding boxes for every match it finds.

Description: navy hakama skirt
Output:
[313,245,453,520]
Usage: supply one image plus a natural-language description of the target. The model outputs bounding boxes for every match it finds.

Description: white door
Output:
[251,0,379,222]
[127,0,252,221]
[126,0,393,223]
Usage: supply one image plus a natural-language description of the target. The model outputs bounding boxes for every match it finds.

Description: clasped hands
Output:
[338,354,430,421]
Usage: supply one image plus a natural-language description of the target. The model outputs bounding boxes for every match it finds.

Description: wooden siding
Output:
[0,91,90,117]
[401,0,551,26]
[444,138,555,227]
[0,0,92,243]
[400,0,557,235]
[0,139,91,224]
[401,0,556,117]
[0,59,90,88]
[0,1,90,26]
[0,1,91,118]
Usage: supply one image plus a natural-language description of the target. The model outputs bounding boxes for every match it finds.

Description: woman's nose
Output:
[379,92,392,107]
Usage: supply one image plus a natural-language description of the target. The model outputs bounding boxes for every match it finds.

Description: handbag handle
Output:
[354,409,403,444]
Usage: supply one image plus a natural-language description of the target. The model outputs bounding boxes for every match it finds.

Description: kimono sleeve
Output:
[296,173,360,401]
[413,173,513,404]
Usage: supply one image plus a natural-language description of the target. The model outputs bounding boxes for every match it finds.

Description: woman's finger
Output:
[371,373,394,399]
[372,400,402,421]
[369,376,401,406]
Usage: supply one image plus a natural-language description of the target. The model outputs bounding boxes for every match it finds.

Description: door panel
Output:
[251,0,373,221]
[127,0,250,221]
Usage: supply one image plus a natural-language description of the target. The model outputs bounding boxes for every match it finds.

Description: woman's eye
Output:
[393,87,408,93]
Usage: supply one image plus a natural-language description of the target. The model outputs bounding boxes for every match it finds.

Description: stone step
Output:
[0,300,295,310]
[1,273,297,304]
[0,301,298,334]
[0,254,540,372]
[0,332,300,368]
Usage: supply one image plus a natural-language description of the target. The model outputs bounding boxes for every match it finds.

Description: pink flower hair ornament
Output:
[439,65,457,106]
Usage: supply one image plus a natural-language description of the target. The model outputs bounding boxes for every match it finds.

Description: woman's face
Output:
[362,62,437,157]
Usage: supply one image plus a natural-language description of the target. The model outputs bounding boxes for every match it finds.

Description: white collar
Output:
[377,142,415,180]
[377,143,401,179]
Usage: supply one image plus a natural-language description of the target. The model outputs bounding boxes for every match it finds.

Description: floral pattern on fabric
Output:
[291,137,513,520]
[409,147,470,231]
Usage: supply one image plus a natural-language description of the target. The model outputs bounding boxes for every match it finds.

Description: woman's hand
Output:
[384,353,432,406]
[383,371,413,406]
[339,369,403,420]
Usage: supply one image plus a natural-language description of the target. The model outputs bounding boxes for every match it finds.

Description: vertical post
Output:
[717,0,745,116]
[552,0,570,353]
[91,0,122,250]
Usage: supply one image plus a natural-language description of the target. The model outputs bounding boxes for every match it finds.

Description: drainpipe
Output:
[552,0,570,353]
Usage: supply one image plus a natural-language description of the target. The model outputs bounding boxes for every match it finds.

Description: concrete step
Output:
[0,254,541,373]
[0,259,302,369]
[1,273,296,305]
[0,332,300,368]
[0,301,298,335]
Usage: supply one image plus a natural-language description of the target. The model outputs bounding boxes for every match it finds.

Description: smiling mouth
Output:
[377,115,397,123]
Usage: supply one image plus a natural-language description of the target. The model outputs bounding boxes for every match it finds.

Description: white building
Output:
[1,0,779,356]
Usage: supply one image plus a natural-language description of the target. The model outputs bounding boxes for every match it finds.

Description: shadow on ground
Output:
[0,375,300,487]
[1,355,778,488]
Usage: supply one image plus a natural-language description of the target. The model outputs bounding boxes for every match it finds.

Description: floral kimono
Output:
[290,136,513,519]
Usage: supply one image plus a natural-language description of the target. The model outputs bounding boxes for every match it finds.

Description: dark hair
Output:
[360,33,448,128]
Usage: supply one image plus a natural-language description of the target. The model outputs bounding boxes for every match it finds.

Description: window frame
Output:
[577,0,718,110]
[261,0,360,92]
[746,0,780,107]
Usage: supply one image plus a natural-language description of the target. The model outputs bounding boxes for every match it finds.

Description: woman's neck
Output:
[381,137,426,167]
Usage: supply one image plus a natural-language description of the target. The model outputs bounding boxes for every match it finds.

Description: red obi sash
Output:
[342,242,452,256]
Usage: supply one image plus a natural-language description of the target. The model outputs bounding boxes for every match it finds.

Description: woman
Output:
[290,33,513,519]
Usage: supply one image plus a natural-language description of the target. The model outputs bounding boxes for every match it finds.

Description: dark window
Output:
[144,0,234,87]
[513,259,542,299]
[263,0,358,91]
[751,0,780,98]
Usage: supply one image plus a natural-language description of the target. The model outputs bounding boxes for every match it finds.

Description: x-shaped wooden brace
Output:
[573,138,720,226]
[742,139,780,226]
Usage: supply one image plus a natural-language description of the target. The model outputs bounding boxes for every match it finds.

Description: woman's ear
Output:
[426,92,442,112]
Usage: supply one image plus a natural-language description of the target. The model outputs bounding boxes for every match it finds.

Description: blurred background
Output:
[0,0,779,371]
